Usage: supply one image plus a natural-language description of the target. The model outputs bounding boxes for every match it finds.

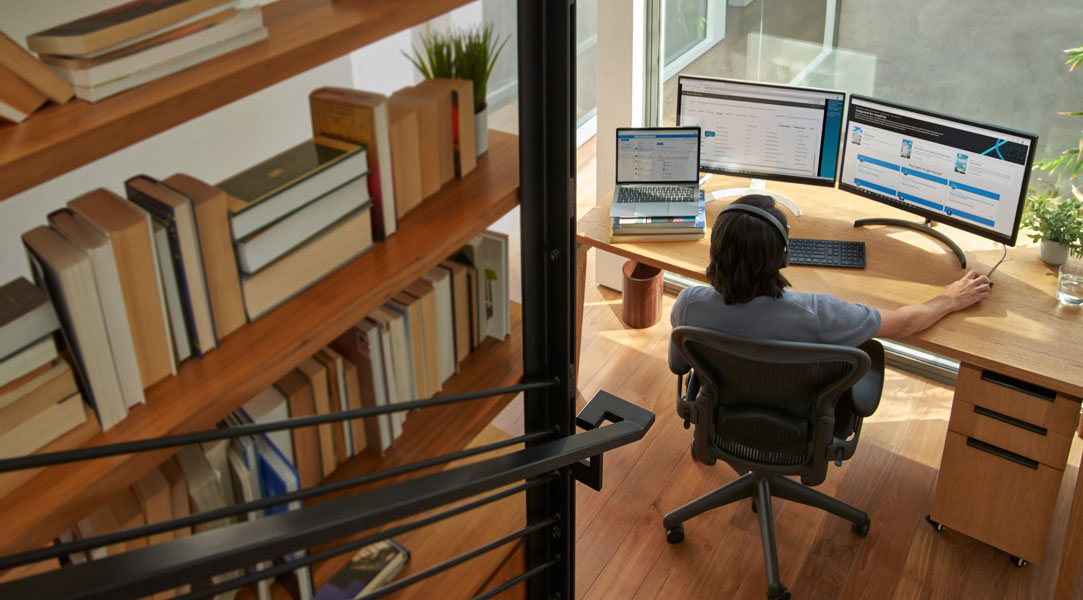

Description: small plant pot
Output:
[474,106,488,156]
[621,260,664,328]
[1039,240,1070,266]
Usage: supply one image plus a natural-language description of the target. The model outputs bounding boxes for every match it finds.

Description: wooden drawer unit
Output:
[931,364,1083,564]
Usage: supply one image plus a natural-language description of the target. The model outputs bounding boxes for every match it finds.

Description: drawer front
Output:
[955,365,1081,436]
[948,398,1073,469]
[930,431,1063,564]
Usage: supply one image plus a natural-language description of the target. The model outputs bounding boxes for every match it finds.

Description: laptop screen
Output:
[616,127,700,184]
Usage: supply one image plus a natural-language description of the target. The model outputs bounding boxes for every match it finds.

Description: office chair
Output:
[663,326,884,600]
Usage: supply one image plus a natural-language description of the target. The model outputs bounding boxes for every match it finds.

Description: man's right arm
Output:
[875,270,991,339]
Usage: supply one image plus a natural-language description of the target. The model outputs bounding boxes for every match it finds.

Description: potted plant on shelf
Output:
[1025,45,1083,265]
[407,24,509,156]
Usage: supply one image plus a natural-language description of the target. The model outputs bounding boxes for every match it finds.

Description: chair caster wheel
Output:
[767,587,790,600]
[925,515,945,532]
[1010,555,1027,568]
[852,518,870,537]
[666,524,684,544]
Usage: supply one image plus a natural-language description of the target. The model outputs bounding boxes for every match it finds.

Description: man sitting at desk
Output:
[670,194,991,345]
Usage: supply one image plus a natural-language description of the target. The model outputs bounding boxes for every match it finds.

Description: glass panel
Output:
[664,0,707,66]
[577,0,599,126]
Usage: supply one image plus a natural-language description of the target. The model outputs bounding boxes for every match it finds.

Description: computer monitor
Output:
[675,75,847,215]
[838,95,1038,266]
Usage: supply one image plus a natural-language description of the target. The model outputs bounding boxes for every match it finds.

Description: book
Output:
[445,258,479,350]
[318,346,357,458]
[218,136,366,240]
[610,191,706,237]
[439,260,471,365]
[235,176,370,274]
[175,443,243,594]
[67,25,269,102]
[0,31,73,103]
[366,316,403,437]
[338,354,366,456]
[125,175,217,356]
[403,279,440,396]
[314,350,350,463]
[152,220,193,363]
[68,188,175,388]
[22,226,127,430]
[162,173,247,339]
[132,467,174,549]
[0,358,79,439]
[389,293,427,400]
[48,209,147,408]
[387,102,423,218]
[0,277,59,361]
[0,407,97,502]
[253,433,314,600]
[370,308,411,410]
[398,85,454,188]
[240,206,374,320]
[158,457,193,542]
[609,230,705,243]
[0,335,57,390]
[226,441,274,600]
[297,357,337,479]
[273,369,323,490]
[309,87,397,240]
[0,64,48,123]
[458,232,510,342]
[387,91,441,199]
[42,8,262,88]
[27,0,236,57]
[415,78,476,177]
[420,268,455,384]
[330,324,393,454]
[241,384,293,465]
[314,538,410,600]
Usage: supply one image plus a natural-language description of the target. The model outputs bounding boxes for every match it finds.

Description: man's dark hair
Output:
[705,194,791,304]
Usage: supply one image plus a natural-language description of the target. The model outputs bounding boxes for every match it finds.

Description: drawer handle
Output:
[973,405,1047,436]
[980,370,1056,402]
[966,437,1039,470]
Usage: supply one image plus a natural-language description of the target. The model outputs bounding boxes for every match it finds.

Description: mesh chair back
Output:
[672,326,870,477]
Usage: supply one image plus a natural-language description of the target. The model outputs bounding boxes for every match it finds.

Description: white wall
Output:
[0,1,354,284]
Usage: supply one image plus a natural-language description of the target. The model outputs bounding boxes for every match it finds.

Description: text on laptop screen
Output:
[838,96,1037,245]
[676,76,845,185]
[616,129,700,183]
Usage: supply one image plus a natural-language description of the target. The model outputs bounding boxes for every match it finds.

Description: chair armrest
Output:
[849,339,885,417]
[669,341,691,375]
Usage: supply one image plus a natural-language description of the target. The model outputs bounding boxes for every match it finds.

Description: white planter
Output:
[1039,240,1070,266]
[474,106,488,156]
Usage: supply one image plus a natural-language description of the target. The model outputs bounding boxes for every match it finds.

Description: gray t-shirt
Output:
[671,285,881,347]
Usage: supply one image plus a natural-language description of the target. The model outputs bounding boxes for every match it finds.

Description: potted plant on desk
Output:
[1026,45,1083,265]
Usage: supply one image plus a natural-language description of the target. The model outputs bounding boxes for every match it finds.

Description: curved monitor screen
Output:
[675,76,846,186]
[839,95,1037,246]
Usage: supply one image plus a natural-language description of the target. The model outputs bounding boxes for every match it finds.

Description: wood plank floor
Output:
[490,136,1083,600]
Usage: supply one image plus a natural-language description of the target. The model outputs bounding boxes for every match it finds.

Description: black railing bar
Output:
[172,477,557,600]
[0,402,652,600]
[0,430,554,572]
[0,379,555,473]
[472,558,559,600]
[360,517,560,600]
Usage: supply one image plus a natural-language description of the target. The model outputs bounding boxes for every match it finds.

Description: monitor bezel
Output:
[614,126,702,185]
[675,74,847,188]
[838,94,1039,247]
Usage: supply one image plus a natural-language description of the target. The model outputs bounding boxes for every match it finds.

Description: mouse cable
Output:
[987,244,1007,279]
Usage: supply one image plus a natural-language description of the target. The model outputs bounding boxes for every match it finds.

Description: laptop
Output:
[610,126,701,217]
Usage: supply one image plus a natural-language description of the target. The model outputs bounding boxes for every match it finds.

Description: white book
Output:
[49,211,147,409]
[373,318,404,438]
[70,26,269,102]
[46,9,264,88]
[241,385,294,465]
[421,268,455,383]
[226,442,273,600]
[359,319,397,446]
[383,302,417,400]
[236,176,369,274]
[318,347,354,456]
[0,335,57,389]
[152,221,193,363]
[476,232,511,340]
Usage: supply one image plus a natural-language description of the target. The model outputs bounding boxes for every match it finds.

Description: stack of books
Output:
[26,0,268,102]
[0,278,88,461]
[216,135,374,321]
[610,190,707,243]
[0,32,73,123]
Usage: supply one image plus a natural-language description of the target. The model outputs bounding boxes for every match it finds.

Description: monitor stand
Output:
[853,217,967,268]
[703,176,803,217]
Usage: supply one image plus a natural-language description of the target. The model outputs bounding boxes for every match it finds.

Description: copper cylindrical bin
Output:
[621,260,664,328]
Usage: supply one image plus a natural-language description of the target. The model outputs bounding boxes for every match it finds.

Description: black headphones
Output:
[720,203,790,268]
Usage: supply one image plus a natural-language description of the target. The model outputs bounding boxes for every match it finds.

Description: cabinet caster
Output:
[852,518,870,537]
[925,515,946,532]
[666,524,684,544]
[1009,555,1027,568]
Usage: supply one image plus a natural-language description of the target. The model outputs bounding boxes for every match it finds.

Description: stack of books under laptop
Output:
[610,190,706,243]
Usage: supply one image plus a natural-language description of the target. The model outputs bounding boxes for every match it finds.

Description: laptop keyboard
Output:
[615,186,696,203]
[789,238,866,268]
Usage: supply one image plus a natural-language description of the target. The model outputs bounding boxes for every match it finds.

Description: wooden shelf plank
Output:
[0,131,519,557]
[0,0,473,201]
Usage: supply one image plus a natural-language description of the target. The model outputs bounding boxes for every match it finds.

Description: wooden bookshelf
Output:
[0,131,520,558]
[0,0,474,201]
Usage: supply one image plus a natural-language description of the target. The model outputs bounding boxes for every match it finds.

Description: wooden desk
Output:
[578,175,1083,571]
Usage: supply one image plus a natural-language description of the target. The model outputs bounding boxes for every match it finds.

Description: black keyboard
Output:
[615,185,697,203]
[789,238,866,268]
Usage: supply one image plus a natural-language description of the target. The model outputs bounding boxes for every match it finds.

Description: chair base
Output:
[663,472,869,599]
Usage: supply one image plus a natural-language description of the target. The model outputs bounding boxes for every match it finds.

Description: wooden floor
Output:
[489,136,1083,600]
